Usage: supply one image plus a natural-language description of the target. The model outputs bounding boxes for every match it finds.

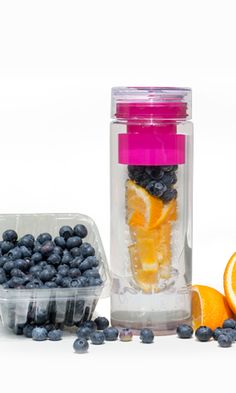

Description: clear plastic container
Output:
[110,87,193,334]
[0,213,109,334]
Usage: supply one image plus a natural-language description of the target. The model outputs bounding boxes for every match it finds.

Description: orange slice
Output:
[224,252,236,314]
[153,199,177,227]
[192,284,233,331]
[126,180,164,229]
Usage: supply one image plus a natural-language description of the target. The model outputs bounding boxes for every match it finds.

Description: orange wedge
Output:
[224,252,236,314]
[126,180,164,229]
[192,284,233,331]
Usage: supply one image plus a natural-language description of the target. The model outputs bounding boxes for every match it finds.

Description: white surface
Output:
[1,0,236,391]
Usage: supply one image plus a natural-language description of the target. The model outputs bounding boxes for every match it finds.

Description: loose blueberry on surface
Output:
[47,253,61,266]
[31,252,43,263]
[119,328,133,342]
[90,331,105,345]
[32,327,48,341]
[23,324,34,338]
[73,338,89,353]
[37,233,52,244]
[73,224,88,239]
[1,241,14,254]
[81,320,97,331]
[221,328,236,341]
[213,327,223,341]
[77,326,92,339]
[195,326,213,342]
[54,236,66,249]
[2,229,18,243]
[176,324,193,339]
[218,334,232,348]
[146,181,167,197]
[222,318,236,329]
[80,243,95,257]
[59,226,74,240]
[48,329,62,341]
[44,323,55,332]
[94,317,109,330]
[103,327,119,341]
[140,328,154,344]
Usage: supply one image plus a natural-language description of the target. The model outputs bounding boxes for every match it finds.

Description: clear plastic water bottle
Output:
[110,87,193,334]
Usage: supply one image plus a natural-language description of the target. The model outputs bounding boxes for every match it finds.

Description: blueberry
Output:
[90,331,105,345]
[30,265,42,277]
[39,268,55,282]
[145,167,164,180]
[47,253,61,265]
[79,256,97,272]
[14,259,28,271]
[61,277,72,288]
[68,268,81,278]
[222,318,236,329]
[73,338,89,353]
[213,327,223,340]
[40,241,54,257]
[161,188,177,202]
[44,281,57,288]
[0,272,7,284]
[128,166,145,182]
[8,276,24,288]
[3,260,15,273]
[81,320,97,331]
[32,327,48,341]
[20,246,32,258]
[54,236,66,249]
[73,224,88,239]
[23,324,34,338]
[48,329,63,341]
[10,268,25,278]
[162,165,176,172]
[161,172,177,187]
[76,276,88,287]
[218,334,232,348]
[25,279,44,289]
[66,236,82,250]
[1,241,14,254]
[70,256,83,269]
[71,247,82,258]
[77,326,92,339]
[35,309,48,325]
[87,277,103,286]
[52,273,62,286]
[103,327,119,341]
[59,226,74,240]
[0,256,9,268]
[33,241,42,253]
[176,324,193,339]
[39,261,48,269]
[80,243,95,258]
[31,252,43,263]
[58,264,70,276]
[61,253,73,264]
[222,328,236,341]
[37,233,52,244]
[83,268,101,279]
[53,246,63,256]
[94,316,109,330]
[140,328,154,343]
[146,181,167,197]
[195,326,213,342]
[2,229,18,243]
[18,234,35,249]
[119,328,133,342]
[2,282,9,288]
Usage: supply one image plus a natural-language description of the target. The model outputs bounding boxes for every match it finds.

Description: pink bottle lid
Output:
[111,87,191,166]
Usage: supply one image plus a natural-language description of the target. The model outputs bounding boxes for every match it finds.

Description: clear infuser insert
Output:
[110,87,193,334]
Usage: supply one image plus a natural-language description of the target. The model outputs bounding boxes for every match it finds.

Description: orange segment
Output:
[136,238,157,268]
[224,252,236,314]
[192,284,233,331]
[126,180,164,229]
[153,199,177,228]
[128,244,158,290]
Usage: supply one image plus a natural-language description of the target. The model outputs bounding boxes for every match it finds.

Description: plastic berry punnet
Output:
[110,87,193,334]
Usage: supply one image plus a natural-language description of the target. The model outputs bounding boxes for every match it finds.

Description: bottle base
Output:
[111,310,191,336]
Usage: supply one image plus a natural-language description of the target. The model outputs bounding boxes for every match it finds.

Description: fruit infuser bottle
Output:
[110,87,193,334]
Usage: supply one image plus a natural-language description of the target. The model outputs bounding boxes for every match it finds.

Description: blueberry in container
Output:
[0,213,109,335]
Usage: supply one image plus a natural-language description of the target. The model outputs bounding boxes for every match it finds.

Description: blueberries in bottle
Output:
[73,224,88,239]
[145,167,164,181]
[146,181,167,197]
[2,229,18,243]
[59,226,74,240]
[161,188,177,202]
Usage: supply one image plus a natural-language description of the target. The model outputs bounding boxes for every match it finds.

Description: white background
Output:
[0,0,236,391]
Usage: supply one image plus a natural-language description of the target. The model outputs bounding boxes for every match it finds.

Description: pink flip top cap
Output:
[111,87,192,166]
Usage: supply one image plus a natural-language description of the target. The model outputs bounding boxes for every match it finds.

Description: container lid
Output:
[111,87,192,120]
